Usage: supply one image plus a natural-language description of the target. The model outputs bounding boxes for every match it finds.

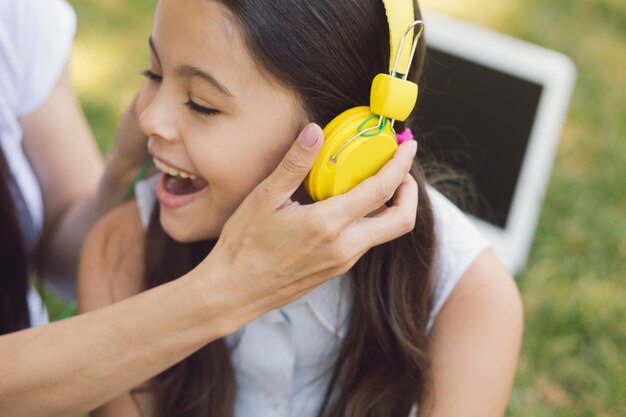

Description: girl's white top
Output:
[0,0,76,326]
[137,177,490,416]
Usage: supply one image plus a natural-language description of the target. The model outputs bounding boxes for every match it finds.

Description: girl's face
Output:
[137,0,305,242]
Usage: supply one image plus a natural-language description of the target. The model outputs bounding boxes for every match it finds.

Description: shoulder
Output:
[87,200,145,257]
[78,201,146,311]
[422,250,523,416]
[1,0,76,47]
[442,250,522,320]
[426,186,491,331]
[1,0,76,116]
[428,186,489,257]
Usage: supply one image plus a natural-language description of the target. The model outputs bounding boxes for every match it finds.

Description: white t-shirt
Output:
[0,0,76,326]
[136,177,490,417]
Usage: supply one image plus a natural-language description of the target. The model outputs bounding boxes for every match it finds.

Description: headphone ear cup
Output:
[306,106,398,201]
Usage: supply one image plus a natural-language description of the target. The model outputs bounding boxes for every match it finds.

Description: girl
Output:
[2,1,406,416]
[79,0,523,416]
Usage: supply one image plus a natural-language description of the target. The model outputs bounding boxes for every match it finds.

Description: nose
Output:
[136,84,179,143]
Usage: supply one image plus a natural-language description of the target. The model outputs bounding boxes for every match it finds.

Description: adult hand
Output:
[96,92,151,214]
[195,123,419,325]
[107,92,151,181]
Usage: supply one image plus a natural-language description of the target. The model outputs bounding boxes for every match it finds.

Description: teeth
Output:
[153,158,197,180]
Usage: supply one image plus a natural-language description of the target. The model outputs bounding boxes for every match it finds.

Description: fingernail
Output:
[299,124,319,149]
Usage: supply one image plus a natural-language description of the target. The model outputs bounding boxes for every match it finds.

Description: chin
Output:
[159,212,220,243]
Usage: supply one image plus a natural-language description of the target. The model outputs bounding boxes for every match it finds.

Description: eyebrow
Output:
[148,36,235,99]
[176,65,235,98]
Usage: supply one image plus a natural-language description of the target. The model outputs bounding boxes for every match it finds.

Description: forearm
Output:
[22,67,149,288]
[0,272,235,417]
[41,152,144,295]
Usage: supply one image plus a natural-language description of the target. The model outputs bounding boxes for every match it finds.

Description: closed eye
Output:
[142,69,162,82]
[185,100,220,117]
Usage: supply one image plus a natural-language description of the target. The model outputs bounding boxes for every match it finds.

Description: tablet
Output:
[414,12,576,274]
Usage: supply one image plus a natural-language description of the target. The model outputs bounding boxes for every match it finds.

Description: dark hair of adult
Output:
[0,146,32,334]
[139,1,436,416]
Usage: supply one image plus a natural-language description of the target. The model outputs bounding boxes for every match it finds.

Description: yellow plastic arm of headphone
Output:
[370,73,418,121]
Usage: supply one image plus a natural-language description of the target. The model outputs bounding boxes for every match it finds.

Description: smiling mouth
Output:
[154,158,208,196]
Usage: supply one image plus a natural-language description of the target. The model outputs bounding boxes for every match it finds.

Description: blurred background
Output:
[64,0,626,415]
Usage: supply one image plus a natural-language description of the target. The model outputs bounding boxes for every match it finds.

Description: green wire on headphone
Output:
[58,301,78,320]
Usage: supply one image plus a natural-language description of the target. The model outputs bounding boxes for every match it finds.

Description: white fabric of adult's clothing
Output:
[136,177,491,417]
[0,0,76,326]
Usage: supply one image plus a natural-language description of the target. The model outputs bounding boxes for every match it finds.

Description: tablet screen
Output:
[414,47,543,228]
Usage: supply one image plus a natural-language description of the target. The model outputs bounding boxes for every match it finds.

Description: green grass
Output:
[69,0,155,153]
[66,0,626,415]
[426,0,626,415]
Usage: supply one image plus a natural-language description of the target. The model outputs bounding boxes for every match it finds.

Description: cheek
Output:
[191,122,295,182]
[199,144,271,193]
[234,132,295,186]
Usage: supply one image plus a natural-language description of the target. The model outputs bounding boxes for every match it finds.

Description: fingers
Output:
[320,139,417,228]
[343,173,419,248]
[254,123,323,206]
[113,91,149,166]
[120,92,145,138]
[292,175,418,278]
[371,173,419,219]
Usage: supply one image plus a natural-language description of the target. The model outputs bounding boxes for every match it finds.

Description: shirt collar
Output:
[301,274,352,338]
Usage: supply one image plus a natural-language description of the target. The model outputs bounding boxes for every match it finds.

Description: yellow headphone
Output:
[305,0,424,201]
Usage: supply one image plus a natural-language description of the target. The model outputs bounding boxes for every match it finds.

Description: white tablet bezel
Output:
[422,11,576,274]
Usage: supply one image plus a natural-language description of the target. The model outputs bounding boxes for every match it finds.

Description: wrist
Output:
[183,261,247,339]
[185,246,279,338]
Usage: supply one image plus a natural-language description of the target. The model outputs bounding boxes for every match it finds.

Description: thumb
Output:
[258,123,324,204]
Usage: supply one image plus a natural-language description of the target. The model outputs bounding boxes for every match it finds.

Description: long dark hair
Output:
[141,1,435,416]
[0,146,32,334]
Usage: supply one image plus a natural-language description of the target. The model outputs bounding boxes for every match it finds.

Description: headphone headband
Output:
[381,0,416,74]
